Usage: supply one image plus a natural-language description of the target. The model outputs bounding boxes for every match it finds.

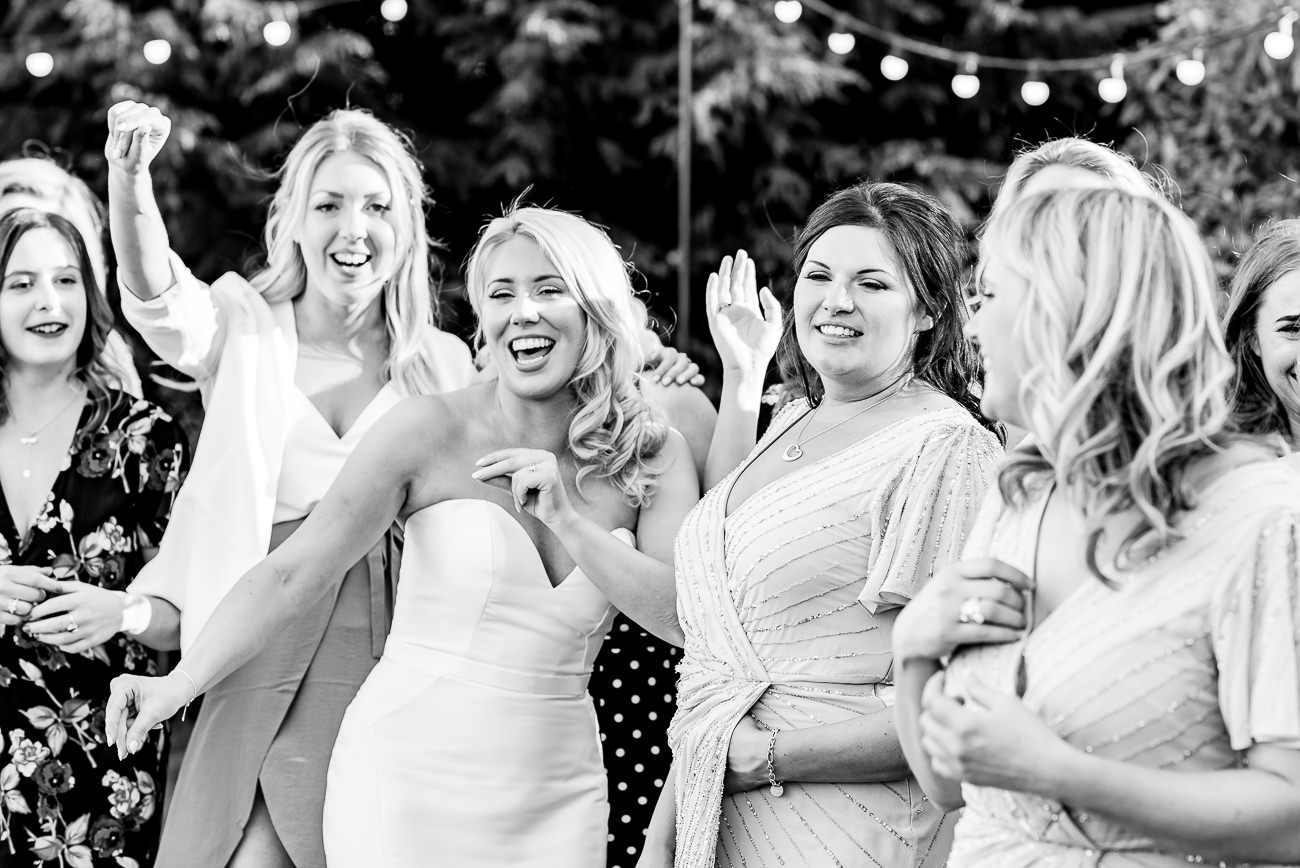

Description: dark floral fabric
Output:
[0,393,187,868]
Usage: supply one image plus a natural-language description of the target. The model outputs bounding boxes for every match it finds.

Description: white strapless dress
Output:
[322,499,627,867]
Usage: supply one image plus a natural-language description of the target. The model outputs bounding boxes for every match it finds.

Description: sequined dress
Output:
[943,461,1300,867]
[669,401,1002,868]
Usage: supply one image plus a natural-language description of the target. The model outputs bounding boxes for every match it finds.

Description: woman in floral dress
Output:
[0,208,186,867]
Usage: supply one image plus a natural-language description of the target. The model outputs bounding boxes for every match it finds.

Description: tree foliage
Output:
[2,0,1296,369]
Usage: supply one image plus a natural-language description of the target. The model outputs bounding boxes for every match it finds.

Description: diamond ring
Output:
[958,597,985,626]
[66,618,79,634]
[5,598,18,616]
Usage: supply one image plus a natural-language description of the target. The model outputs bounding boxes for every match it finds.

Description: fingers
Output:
[739,257,758,310]
[705,273,719,323]
[471,451,555,482]
[716,256,735,309]
[659,354,699,386]
[105,677,132,755]
[758,286,782,325]
[22,612,79,637]
[956,558,1034,591]
[964,677,1016,712]
[26,591,74,621]
[106,101,171,162]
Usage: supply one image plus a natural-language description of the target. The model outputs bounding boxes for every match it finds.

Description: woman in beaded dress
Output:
[893,188,1300,866]
[640,181,1004,868]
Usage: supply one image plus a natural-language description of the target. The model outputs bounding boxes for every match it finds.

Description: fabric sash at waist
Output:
[383,640,591,696]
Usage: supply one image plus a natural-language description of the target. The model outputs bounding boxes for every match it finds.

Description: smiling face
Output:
[1253,269,1300,433]
[965,252,1031,428]
[793,225,931,401]
[297,151,398,308]
[479,234,587,401]
[0,227,88,375]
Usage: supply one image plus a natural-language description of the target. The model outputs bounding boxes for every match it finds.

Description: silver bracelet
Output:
[765,727,784,797]
[172,667,199,722]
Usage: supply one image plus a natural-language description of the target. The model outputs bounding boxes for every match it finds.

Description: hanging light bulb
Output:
[773,1,802,24]
[1265,12,1296,60]
[951,55,980,99]
[1098,54,1127,103]
[1021,79,1049,106]
[264,18,292,47]
[380,0,408,22]
[26,51,54,78]
[880,53,909,81]
[143,38,172,64]
[828,31,855,55]
[1176,48,1206,86]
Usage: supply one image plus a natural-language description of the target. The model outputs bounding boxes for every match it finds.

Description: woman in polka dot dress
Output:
[591,615,680,868]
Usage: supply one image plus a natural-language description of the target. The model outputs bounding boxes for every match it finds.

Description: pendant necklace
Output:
[782,372,913,462]
[9,388,84,479]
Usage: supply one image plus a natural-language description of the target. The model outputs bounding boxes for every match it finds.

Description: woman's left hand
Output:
[473,449,576,528]
[24,579,127,654]
[724,715,771,794]
[919,672,1071,796]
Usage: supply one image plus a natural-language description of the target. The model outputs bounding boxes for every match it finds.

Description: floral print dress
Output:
[0,393,186,868]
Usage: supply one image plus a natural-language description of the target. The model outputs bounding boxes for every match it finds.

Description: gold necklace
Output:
[782,373,913,462]
[8,388,84,479]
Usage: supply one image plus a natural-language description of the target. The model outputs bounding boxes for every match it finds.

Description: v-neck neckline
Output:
[0,402,91,554]
[293,381,395,442]
[721,401,955,521]
[284,301,394,442]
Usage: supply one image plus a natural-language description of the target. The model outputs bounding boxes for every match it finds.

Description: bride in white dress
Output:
[105,206,699,867]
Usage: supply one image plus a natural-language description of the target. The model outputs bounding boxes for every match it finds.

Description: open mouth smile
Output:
[509,336,557,369]
[26,322,69,337]
[814,322,863,339]
[330,251,373,271]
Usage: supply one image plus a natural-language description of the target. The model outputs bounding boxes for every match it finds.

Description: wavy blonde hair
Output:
[0,157,108,292]
[982,188,1241,575]
[465,206,668,506]
[249,109,443,397]
[989,138,1161,221]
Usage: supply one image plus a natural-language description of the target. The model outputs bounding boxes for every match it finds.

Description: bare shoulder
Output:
[639,377,717,424]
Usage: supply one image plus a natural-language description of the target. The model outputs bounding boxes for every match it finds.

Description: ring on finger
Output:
[5,598,18,616]
[66,618,79,634]
[958,596,986,625]
[526,464,537,474]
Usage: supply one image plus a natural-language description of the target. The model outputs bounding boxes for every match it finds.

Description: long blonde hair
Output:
[465,206,668,506]
[989,138,1160,221]
[983,188,1241,574]
[249,109,443,397]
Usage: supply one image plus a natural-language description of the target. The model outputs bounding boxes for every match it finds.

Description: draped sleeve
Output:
[119,251,231,382]
[859,419,1002,613]
[1211,505,1300,751]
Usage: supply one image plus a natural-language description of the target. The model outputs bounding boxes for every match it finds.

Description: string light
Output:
[1021,78,1049,106]
[828,30,855,55]
[25,52,53,77]
[1265,12,1295,60]
[1098,54,1127,103]
[380,0,408,22]
[773,1,802,24]
[951,54,979,99]
[1175,47,1205,86]
[880,53,908,80]
[263,18,292,46]
[142,38,172,64]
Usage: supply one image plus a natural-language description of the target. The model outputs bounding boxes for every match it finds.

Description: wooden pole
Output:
[676,0,693,348]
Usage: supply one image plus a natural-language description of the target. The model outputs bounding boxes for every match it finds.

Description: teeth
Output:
[331,253,370,267]
[817,324,859,338]
[28,324,65,334]
[510,337,555,352]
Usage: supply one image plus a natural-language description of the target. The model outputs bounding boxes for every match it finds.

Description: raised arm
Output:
[701,250,783,489]
[473,430,698,646]
[105,399,436,756]
[105,100,177,302]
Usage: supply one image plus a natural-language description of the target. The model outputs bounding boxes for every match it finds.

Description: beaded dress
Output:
[669,400,1002,867]
[944,461,1300,866]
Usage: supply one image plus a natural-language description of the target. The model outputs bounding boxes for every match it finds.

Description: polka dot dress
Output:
[590,613,680,868]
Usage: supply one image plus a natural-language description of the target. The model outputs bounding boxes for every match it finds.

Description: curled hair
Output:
[984,189,1243,576]
[989,138,1160,222]
[1222,219,1300,440]
[464,206,669,506]
[249,109,443,398]
[777,180,998,437]
[0,208,121,432]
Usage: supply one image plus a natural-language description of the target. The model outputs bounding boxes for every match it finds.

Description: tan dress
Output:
[670,401,1002,868]
[944,461,1300,867]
